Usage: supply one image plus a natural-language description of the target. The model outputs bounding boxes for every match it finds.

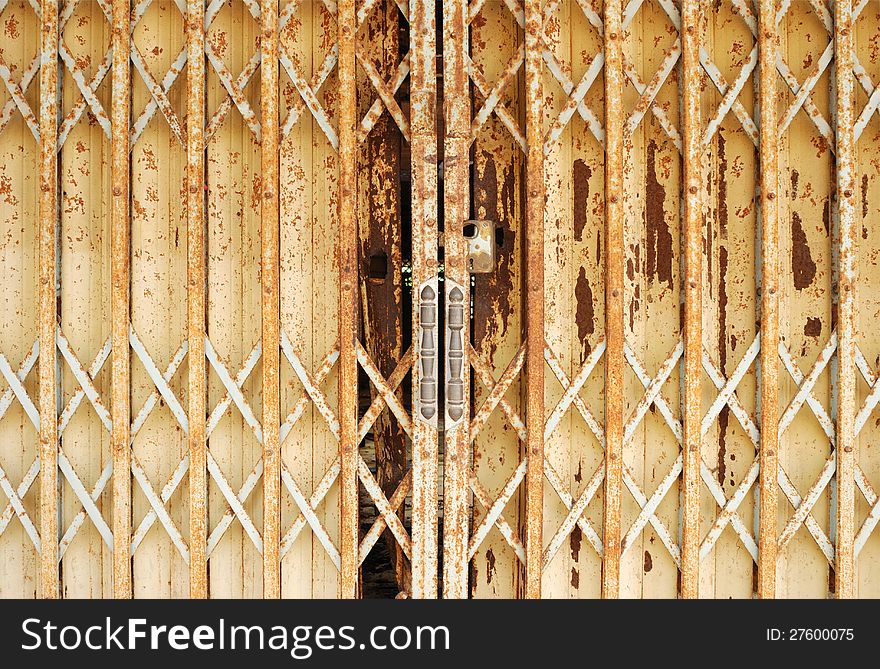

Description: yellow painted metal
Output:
[0,0,876,598]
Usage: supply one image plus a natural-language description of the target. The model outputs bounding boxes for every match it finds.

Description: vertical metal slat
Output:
[680,0,702,599]
[338,0,359,599]
[523,0,545,600]
[38,0,60,600]
[186,0,208,599]
[602,0,625,600]
[441,0,470,600]
[409,0,439,599]
[834,0,856,600]
[261,0,281,599]
[757,0,780,600]
[111,0,132,599]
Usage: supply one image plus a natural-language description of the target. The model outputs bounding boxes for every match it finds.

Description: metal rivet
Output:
[767,192,775,200]
[688,186,697,195]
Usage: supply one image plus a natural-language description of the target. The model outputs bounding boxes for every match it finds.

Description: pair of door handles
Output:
[417,219,496,427]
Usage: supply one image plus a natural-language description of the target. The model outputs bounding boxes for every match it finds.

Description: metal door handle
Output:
[418,281,438,423]
[446,281,465,424]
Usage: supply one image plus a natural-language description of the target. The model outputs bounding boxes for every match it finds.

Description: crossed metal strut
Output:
[461,0,874,578]
[0,0,420,570]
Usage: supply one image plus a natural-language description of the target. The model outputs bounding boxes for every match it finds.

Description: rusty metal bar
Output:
[757,0,779,600]
[260,0,281,600]
[680,0,701,599]
[338,0,359,599]
[110,0,132,599]
[523,0,544,600]
[441,0,471,600]
[834,0,856,600]
[38,0,60,600]
[602,0,625,600]
[410,0,439,599]
[186,0,207,599]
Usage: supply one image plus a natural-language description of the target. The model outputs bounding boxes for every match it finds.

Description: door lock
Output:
[462,219,495,274]
[437,221,497,274]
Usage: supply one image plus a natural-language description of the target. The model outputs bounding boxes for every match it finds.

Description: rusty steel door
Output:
[0,0,440,600]
[442,0,880,600]
[3,0,880,599]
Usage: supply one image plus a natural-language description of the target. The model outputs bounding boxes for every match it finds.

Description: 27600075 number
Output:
[766,628,854,641]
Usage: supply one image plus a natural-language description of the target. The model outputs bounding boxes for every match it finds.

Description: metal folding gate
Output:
[2,0,880,599]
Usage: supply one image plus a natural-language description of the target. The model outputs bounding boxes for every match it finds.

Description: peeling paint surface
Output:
[0,0,878,600]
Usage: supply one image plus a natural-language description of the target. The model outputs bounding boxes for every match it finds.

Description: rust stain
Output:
[485,548,496,585]
[0,173,18,206]
[717,132,728,237]
[132,198,147,220]
[804,316,822,337]
[575,266,594,360]
[569,525,582,562]
[634,245,640,331]
[823,198,831,237]
[644,550,653,573]
[645,140,673,290]
[209,29,228,59]
[474,152,515,359]
[791,212,816,290]
[570,568,579,589]
[626,247,638,332]
[715,132,731,487]
[573,158,592,242]
[4,16,19,38]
